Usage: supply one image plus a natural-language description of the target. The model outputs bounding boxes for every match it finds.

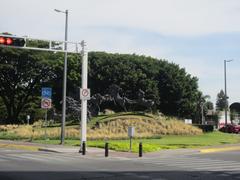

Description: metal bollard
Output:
[139,142,142,157]
[105,142,109,157]
[82,141,86,155]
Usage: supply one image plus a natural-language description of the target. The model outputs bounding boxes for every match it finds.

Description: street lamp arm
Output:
[54,9,67,14]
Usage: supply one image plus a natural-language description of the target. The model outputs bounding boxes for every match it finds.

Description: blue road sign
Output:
[41,87,52,98]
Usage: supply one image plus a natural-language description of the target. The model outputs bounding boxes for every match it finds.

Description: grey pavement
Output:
[1,139,240,158]
[0,148,240,180]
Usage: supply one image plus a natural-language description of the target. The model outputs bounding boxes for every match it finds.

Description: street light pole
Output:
[54,9,68,145]
[201,102,205,125]
[224,59,233,126]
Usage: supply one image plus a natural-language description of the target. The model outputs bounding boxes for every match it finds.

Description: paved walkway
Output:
[0,139,240,158]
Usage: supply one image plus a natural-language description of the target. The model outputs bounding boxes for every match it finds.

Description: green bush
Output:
[194,124,214,132]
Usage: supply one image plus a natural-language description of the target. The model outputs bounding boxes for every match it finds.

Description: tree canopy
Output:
[216,90,228,111]
[0,49,204,123]
[0,47,55,123]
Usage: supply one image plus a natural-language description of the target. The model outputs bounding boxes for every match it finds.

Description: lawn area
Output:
[34,131,240,153]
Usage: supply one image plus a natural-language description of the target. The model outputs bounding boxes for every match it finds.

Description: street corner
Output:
[200,145,240,154]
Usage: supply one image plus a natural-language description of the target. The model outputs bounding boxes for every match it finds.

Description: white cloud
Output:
[1,0,240,38]
[69,0,240,36]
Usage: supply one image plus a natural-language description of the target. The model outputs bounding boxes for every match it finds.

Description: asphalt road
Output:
[0,148,240,180]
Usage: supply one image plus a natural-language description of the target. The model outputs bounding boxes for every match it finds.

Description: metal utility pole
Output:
[201,102,205,125]
[80,41,88,152]
[54,9,68,145]
[224,59,233,125]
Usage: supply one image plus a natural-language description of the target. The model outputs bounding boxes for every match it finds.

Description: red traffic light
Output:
[0,36,25,47]
[6,38,13,45]
[0,37,5,44]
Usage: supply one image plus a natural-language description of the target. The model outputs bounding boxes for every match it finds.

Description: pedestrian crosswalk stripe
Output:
[130,156,240,172]
[9,154,51,162]
[2,154,27,161]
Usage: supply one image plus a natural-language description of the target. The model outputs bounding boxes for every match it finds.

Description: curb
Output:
[38,148,61,153]
[200,146,240,153]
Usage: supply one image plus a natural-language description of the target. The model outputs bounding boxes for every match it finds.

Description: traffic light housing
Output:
[0,36,25,47]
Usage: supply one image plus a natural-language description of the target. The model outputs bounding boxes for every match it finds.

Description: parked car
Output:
[219,124,240,134]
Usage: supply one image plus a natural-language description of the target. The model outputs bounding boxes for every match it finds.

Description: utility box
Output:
[128,126,135,137]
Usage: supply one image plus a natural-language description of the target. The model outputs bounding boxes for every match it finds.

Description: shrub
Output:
[194,124,214,132]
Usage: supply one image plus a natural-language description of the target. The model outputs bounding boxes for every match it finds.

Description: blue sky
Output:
[1,0,240,105]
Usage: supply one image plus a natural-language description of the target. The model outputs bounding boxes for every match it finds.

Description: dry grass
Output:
[87,117,202,140]
[0,115,202,140]
[0,124,19,131]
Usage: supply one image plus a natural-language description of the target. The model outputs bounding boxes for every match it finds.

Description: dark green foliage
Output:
[0,47,55,123]
[205,101,214,110]
[87,52,201,119]
[216,90,228,111]
[156,60,199,118]
[194,124,214,132]
[230,102,240,113]
[0,49,203,123]
[48,53,81,110]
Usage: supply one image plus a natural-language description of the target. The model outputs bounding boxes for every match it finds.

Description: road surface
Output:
[0,148,240,180]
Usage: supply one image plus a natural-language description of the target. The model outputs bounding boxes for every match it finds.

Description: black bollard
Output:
[82,141,86,155]
[105,142,109,157]
[139,142,142,157]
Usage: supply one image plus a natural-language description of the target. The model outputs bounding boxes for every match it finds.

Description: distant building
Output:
[218,111,231,128]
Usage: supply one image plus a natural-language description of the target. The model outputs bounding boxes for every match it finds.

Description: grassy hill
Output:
[87,112,202,139]
[0,112,202,140]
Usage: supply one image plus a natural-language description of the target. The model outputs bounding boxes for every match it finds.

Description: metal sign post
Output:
[45,109,48,140]
[41,87,52,140]
[128,127,135,152]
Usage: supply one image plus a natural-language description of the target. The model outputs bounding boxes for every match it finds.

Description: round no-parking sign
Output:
[41,98,52,109]
[80,88,91,100]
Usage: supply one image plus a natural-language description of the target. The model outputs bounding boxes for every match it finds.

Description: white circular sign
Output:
[41,98,52,109]
[82,89,89,97]
[80,88,90,100]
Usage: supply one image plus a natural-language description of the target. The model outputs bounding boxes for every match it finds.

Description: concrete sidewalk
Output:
[0,140,138,158]
[1,140,240,158]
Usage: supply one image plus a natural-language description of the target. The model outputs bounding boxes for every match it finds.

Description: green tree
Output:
[0,47,54,123]
[205,101,214,110]
[0,49,203,123]
[156,61,200,119]
[49,53,81,110]
[88,52,160,109]
[87,52,201,118]
[216,90,228,111]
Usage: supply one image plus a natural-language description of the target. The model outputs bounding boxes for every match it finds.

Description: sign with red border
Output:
[41,98,52,109]
[80,88,90,100]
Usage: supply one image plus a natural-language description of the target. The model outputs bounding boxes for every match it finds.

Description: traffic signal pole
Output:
[0,34,81,53]
[0,34,88,149]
